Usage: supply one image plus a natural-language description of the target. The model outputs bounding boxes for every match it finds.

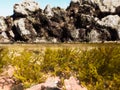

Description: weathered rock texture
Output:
[26,77,60,90]
[26,76,87,90]
[64,76,87,90]
[0,65,24,90]
[0,0,120,43]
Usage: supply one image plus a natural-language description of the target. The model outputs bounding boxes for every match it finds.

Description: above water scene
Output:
[0,0,120,90]
[0,0,120,43]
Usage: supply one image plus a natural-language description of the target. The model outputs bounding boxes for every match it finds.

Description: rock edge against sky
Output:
[0,0,120,43]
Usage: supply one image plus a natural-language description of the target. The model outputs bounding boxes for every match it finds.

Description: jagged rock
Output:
[79,0,120,14]
[78,28,87,41]
[14,18,37,41]
[0,77,14,90]
[116,6,120,15]
[71,0,82,4]
[0,0,119,43]
[96,0,120,13]
[69,0,120,18]
[0,32,10,43]
[69,26,79,40]
[33,37,48,43]
[5,16,15,41]
[97,15,120,39]
[1,65,15,77]
[26,77,60,90]
[0,17,7,32]
[98,15,120,29]
[52,7,67,22]
[14,0,40,16]
[66,1,80,17]
[0,65,15,90]
[44,4,54,17]
[5,16,13,31]
[64,76,87,90]
[88,29,101,42]
[0,16,14,42]
[0,65,23,90]
[77,14,95,28]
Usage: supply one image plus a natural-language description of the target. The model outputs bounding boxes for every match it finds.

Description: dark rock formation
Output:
[0,0,120,43]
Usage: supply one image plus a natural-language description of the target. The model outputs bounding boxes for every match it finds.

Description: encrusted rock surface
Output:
[0,0,120,43]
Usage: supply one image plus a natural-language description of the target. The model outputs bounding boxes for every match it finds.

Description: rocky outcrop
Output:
[96,0,120,13]
[14,0,40,16]
[0,0,120,43]
[96,15,120,40]
[44,4,54,17]
[0,17,7,32]
[14,18,37,41]
[26,76,87,90]
[0,17,13,42]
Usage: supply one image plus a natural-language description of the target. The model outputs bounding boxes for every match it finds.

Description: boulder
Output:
[96,0,120,13]
[0,65,15,90]
[97,15,120,39]
[0,65,23,90]
[0,0,119,43]
[5,16,13,31]
[26,77,60,90]
[88,29,101,42]
[64,76,87,90]
[0,77,14,90]
[14,0,40,16]
[0,16,14,42]
[44,4,54,17]
[66,1,80,17]
[0,32,10,43]
[79,28,88,42]
[14,18,37,41]
[5,16,15,41]
[52,7,67,22]
[80,0,120,13]
[0,17,7,32]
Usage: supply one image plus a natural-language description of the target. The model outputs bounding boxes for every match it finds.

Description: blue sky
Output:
[0,0,70,16]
